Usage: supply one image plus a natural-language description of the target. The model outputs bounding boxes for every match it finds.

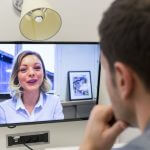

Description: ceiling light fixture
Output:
[12,0,62,40]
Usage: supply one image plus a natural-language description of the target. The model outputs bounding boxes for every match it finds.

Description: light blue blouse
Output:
[0,92,64,124]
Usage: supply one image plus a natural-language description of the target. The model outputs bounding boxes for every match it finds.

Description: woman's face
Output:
[18,55,44,92]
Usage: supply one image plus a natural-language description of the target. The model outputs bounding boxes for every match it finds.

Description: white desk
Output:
[45,143,126,150]
[45,147,78,150]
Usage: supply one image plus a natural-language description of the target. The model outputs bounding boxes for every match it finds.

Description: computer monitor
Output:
[0,41,101,127]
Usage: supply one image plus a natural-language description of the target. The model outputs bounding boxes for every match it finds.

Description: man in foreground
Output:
[80,0,150,149]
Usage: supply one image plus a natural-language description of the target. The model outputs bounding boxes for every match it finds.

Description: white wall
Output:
[55,44,100,101]
[0,0,114,41]
[0,0,140,149]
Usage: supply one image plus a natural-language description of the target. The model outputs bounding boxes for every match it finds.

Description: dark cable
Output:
[20,136,34,150]
[23,143,34,150]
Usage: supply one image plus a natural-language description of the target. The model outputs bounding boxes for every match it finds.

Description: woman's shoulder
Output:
[41,93,61,106]
[0,97,14,107]
[43,93,60,100]
[44,93,60,100]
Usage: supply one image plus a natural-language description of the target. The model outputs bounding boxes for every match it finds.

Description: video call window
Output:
[0,42,100,125]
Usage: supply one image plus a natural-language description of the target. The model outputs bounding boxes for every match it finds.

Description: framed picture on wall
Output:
[68,71,93,100]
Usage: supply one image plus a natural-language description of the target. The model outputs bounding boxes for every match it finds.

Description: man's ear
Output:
[114,62,134,99]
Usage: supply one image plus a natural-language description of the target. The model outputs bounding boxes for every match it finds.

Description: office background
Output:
[0,0,140,149]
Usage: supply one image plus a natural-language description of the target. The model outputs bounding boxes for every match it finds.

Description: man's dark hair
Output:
[99,0,150,89]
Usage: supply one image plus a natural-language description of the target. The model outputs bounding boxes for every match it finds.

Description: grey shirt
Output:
[113,123,150,150]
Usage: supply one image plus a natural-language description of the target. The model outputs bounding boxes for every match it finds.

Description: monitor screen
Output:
[0,41,101,127]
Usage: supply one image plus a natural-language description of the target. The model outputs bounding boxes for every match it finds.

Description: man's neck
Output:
[135,93,150,132]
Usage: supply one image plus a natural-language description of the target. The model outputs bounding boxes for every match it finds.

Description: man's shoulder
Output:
[114,130,150,150]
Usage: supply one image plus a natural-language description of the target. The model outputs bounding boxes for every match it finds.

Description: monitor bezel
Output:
[0,41,101,128]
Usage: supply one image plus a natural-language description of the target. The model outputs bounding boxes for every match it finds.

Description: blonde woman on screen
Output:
[0,50,64,124]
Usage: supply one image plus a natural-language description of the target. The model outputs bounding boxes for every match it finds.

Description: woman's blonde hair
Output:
[10,50,51,97]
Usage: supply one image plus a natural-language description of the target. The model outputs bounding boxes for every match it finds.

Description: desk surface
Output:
[45,143,126,150]
[45,147,78,150]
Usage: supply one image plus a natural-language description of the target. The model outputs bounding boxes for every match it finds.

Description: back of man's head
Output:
[99,0,150,90]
